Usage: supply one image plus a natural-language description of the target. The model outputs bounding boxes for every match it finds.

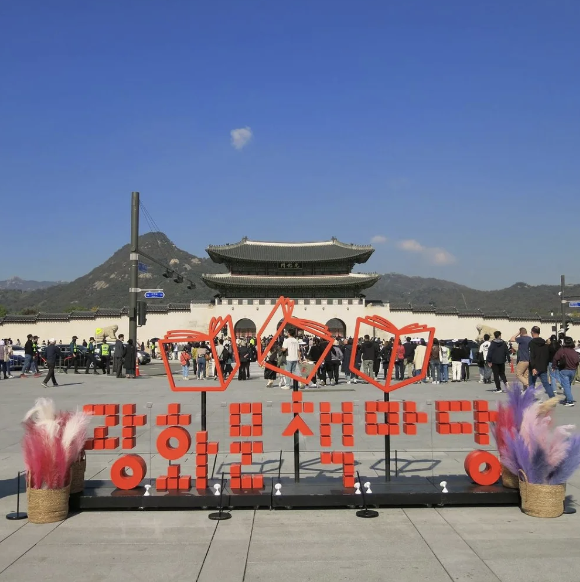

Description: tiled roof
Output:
[206,238,374,264]
[95,308,122,316]
[69,311,97,319]
[37,313,70,321]
[202,273,380,289]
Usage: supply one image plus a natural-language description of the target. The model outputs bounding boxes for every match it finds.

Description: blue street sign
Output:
[144,291,164,299]
[138,262,148,273]
[569,301,580,308]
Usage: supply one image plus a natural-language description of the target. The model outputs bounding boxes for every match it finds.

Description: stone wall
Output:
[0,301,576,344]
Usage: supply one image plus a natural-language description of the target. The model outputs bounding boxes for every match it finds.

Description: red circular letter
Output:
[464,450,501,486]
[111,454,147,490]
[156,426,191,460]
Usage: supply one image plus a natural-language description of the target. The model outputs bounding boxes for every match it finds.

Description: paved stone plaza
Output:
[1,361,579,582]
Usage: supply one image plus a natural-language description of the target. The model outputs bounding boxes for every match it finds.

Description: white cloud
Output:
[371,235,388,244]
[397,239,456,266]
[230,127,253,150]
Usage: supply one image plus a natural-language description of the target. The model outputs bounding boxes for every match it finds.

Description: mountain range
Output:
[0,277,62,291]
[0,232,577,317]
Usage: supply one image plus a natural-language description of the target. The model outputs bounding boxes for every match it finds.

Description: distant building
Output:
[202,237,380,299]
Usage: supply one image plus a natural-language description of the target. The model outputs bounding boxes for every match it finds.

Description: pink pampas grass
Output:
[22,398,90,489]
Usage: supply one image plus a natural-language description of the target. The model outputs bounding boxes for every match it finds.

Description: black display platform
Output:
[70,475,520,511]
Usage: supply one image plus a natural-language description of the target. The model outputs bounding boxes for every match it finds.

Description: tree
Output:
[20,308,37,315]
[0,305,6,317]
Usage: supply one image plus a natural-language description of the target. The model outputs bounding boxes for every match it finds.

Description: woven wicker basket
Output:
[519,470,565,518]
[27,478,70,524]
[501,464,519,489]
[70,452,86,494]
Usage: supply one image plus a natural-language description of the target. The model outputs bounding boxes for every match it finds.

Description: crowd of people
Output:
[3,326,579,403]
[164,327,580,406]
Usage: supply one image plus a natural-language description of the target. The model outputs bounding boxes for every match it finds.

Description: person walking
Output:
[510,327,531,388]
[548,334,562,394]
[196,342,208,380]
[439,341,450,383]
[42,339,61,388]
[528,326,555,398]
[114,334,126,378]
[65,336,80,374]
[487,331,510,393]
[478,334,492,384]
[429,339,441,384]
[20,334,34,377]
[281,328,301,390]
[552,337,579,406]
[0,340,6,380]
[450,342,463,382]
[85,337,99,374]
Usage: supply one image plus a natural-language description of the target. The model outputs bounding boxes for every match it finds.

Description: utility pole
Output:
[129,192,140,347]
[560,274,566,334]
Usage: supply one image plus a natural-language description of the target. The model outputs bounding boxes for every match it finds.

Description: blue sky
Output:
[1,0,578,290]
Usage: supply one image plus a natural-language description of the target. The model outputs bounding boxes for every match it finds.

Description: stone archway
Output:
[234,318,257,339]
[277,318,300,337]
[326,318,346,338]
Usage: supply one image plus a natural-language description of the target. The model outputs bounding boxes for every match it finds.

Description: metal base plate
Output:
[208,511,232,520]
[5,513,28,521]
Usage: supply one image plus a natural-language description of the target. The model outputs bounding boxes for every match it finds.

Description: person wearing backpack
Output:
[552,337,580,406]
[486,331,510,393]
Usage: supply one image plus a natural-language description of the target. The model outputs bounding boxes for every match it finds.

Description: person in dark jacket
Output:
[450,342,464,382]
[379,339,393,381]
[66,335,80,374]
[403,337,416,379]
[114,335,126,378]
[85,337,99,375]
[552,337,580,406]
[42,339,61,387]
[308,338,326,385]
[486,331,510,393]
[325,340,343,385]
[124,339,137,378]
[341,339,356,384]
[361,335,378,381]
[528,326,554,398]
[237,341,251,381]
[20,334,34,377]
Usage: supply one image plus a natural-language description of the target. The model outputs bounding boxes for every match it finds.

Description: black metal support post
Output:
[208,472,231,520]
[384,391,391,482]
[6,471,27,520]
[129,192,140,348]
[355,470,379,518]
[561,274,566,333]
[201,392,207,432]
[293,385,300,482]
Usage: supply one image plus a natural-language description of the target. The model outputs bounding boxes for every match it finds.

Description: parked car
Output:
[440,339,480,364]
[9,346,25,370]
[93,343,151,365]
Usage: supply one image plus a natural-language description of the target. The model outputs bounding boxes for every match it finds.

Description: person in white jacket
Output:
[478,334,492,384]
[413,340,427,383]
